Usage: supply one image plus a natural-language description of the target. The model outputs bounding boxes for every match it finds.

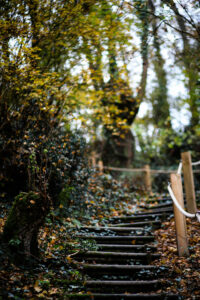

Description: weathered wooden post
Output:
[170,173,189,256]
[98,160,104,175]
[91,151,96,168]
[181,152,197,214]
[144,164,152,194]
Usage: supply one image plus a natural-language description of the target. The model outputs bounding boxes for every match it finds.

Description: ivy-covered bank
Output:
[0,173,138,298]
[0,98,90,259]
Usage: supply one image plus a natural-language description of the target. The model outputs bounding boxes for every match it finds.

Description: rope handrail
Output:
[167,159,200,222]
[94,158,200,221]
[192,160,200,166]
[168,183,200,222]
[94,164,200,174]
[168,184,196,218]
[95,165,177,174]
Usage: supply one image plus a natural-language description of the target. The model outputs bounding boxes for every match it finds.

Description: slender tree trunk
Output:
[148,0,171,128]
[164,0,200,128]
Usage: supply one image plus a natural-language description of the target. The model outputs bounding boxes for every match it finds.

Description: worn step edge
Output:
[82,264,157,270]
[85,279,160,286]
[97,244,157,251]
[125,208,172,215]
[111,213,170,220]
[79,226,145,231]
[75,251,160,258]
[141,202,173,209]
[146,197,172,202]
[109,221,161,227]
[138,208,173,214]
[65,293,180,299]
[76,235,154,240]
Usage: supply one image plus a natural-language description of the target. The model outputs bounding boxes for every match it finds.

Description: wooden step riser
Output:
[80,226,145,231]
[94,240,153,245]
[79,230,152,236]
[126,207,173,215]
[77,236,155,242]
[83,269,167,279]
[79,232,152,237]
[65,294,180,299]
[142,208,173,214]
[66,293,180,300]
[146,197,172,202]
[92,241,153,245]
[97,273,164,280]
[82,267,163,278]
[75,257,158,264]
[140,202,172,209]
[86,284,160,293]
[75,251,160,258]
[111,213,171,223]
[74,251,160,264]
[81,231,147,236]
[97,244,157,252]
[109,221,161,229]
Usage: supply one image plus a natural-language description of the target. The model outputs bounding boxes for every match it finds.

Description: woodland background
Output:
[0,0,199,297]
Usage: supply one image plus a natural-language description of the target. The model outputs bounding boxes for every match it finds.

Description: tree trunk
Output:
[102,129,135,169]
[164,0,200,128]
[149,0,171,128]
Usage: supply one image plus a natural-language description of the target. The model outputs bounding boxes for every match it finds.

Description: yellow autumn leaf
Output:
[34,281,42,293]
[66,255,72,263]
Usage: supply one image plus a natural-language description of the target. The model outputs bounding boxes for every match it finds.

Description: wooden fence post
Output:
[144,165,152,194]
[170,173,189,257]
[91,151,96,168]
[98,160,104,175]
[181,152,197,214]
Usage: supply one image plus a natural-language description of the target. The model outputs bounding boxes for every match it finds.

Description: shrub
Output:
[0,100,90,257]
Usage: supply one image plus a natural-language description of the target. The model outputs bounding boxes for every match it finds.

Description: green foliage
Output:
[0,98,88,200]
[134,121,200,173]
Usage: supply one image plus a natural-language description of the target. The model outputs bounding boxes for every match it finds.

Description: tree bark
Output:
[102,129,135,169]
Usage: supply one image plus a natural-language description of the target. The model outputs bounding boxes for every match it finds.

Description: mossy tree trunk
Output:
[102,129,135,169]
[3,192,50,258]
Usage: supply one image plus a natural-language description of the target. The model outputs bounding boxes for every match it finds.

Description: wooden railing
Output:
[91,151,200,257]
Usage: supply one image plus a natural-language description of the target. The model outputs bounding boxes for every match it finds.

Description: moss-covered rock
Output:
[3,191,49,257]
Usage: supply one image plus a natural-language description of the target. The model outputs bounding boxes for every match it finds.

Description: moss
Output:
[4,192,40,238]
[3,191,48,256]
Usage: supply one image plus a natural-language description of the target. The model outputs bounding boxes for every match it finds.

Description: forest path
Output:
[66,196,181,299]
